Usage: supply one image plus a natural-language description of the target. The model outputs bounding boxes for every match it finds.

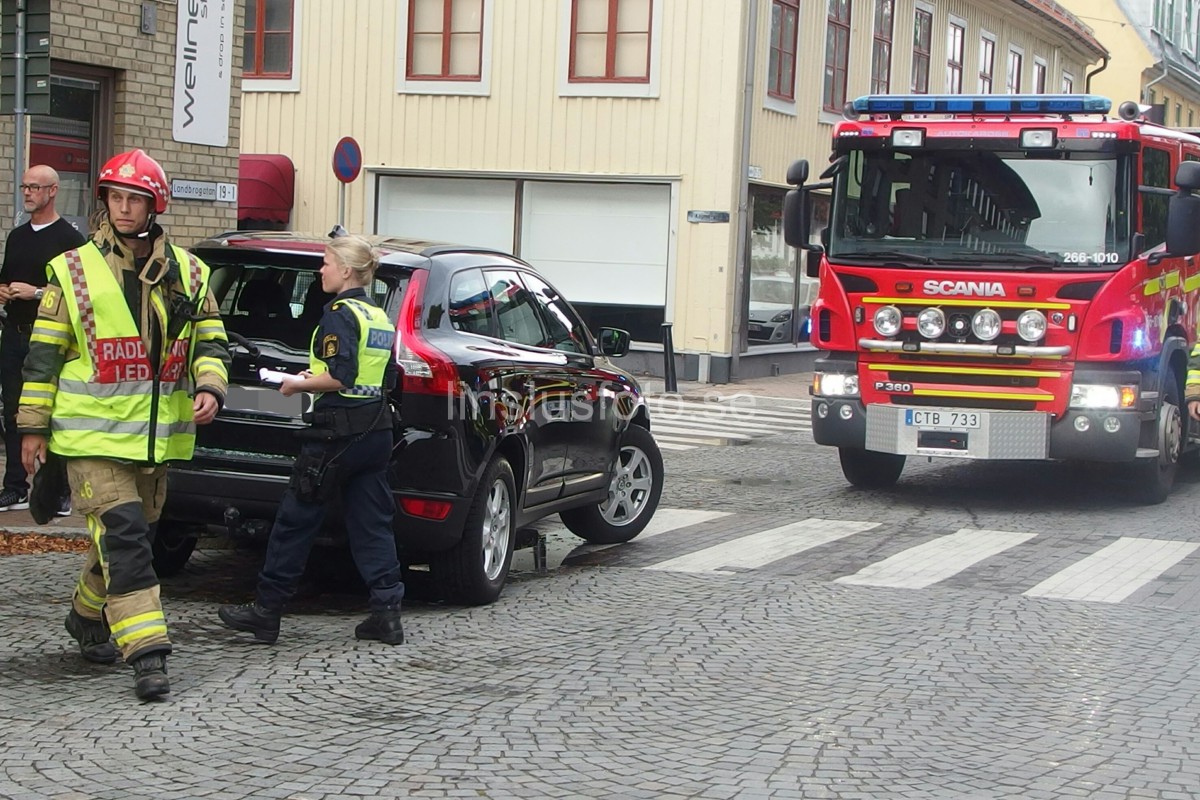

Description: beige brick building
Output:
[0,0,242,248]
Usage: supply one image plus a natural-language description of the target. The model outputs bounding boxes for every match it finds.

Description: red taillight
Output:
[394,269,459,396]
[399,497,453,520]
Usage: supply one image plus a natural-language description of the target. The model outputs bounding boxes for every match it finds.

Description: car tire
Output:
[1132,371,1183,505]
[433,455,516,606]
[151,521,199,578]
[838,447,905,489]
[560,424,664,544]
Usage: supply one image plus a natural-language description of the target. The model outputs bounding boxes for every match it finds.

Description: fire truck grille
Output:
[874,365,1053,411]
[891,395,1039,411]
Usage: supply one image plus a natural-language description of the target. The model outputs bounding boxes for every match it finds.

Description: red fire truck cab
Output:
[783,94,1200,504]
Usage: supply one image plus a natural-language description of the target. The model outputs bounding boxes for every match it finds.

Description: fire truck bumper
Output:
[812,400,1142,462]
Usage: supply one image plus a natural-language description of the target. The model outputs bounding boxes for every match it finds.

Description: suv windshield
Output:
[207,261,398,350]
[829,147,1132,270]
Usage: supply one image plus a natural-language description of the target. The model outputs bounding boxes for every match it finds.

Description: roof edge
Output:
[1006,0,1110,60]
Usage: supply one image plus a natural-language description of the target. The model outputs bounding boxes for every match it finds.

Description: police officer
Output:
[218,234,405,645]
[17,149,231,700]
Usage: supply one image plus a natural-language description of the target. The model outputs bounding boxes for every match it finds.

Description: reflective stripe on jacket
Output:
[309,296,394,400]
[45,242,210,462]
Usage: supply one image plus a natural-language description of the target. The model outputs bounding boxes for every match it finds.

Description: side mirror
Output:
[1166,192,1200,256]
[786,159,810,186]
[805,248,822,278]
[597,327,630,357]
[783,188,807,248]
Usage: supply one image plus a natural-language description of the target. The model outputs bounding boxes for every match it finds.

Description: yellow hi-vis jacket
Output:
[308,296,394,401]
[37,243,215,462]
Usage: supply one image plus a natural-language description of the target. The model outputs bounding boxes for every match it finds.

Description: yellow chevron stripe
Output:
[866,363,1061,378]
[912,388,1055,401]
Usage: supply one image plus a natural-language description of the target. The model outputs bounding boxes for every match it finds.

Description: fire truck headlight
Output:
[891,128,925,148]
[916,307,945,338]
[1016,309,1047,342]
[1070,384,1138,410]
[1020,129,1057,148]
[873,305,902,337]
[971,309,1002,341]
[814,373,860,397]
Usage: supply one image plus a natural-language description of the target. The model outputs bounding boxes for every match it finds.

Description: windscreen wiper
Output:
[947,250,1061,268]
[829,250,936,265]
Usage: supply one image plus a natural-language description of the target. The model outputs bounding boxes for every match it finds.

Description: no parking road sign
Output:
[332,136,362,184]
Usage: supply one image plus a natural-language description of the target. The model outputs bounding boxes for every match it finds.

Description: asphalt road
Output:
[3,411,1200,798]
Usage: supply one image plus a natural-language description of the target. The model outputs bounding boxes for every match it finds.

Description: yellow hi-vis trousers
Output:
[67,458,170,661]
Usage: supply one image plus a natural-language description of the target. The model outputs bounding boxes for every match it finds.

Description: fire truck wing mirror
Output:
[1166,192,1200,257]
[1176,161,1200,193]
[786,159,809,186]
[783,188,808,249]
[805,249,822,278]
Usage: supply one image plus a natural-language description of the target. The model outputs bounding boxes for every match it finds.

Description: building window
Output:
[1062,72,1074,93]
[768,0,800,100]
[407,0,484,80]
[823,0,851,111]
[1006,47,1023,94]
[1032,58,1046,93]
[870,0,894,94]
[979,33,995,93]
[946,19,964,93]
[911,7,932,94]
[1178,102,1184,126]
[569,0,652,82]
[244,0,294,78]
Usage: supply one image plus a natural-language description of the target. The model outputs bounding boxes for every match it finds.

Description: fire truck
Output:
[782,94,1200,504]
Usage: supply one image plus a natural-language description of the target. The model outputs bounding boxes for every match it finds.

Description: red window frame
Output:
[1006,49,1023,94]
[823,0,851,112]
[406,0,485,80]
[946,21,964,94]
[245,0,294,79]
[870,0,894,94]
[911,8,932,94]
[768,0,800,100]
[979,36,995,93]
[569,0,653,83]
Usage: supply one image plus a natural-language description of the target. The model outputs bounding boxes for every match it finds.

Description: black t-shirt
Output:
[0,218,86,326]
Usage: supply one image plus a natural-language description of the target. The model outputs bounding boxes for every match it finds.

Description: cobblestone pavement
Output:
[5,537,1200,799]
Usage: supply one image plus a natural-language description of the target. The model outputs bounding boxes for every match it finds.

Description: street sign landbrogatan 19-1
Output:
[0,0,51,116]
[332,136,362,184]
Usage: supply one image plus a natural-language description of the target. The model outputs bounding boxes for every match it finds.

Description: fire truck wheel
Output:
[838,447,906,489]
[1133,374,1183,505]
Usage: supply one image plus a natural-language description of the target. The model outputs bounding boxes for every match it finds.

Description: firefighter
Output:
[17,148,231,701]
[217,234,404,645]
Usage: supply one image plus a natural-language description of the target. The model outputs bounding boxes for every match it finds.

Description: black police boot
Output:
[131,652,170,701]
[354,605,404,645]
[218,602,281,644]
[64,609,117,664]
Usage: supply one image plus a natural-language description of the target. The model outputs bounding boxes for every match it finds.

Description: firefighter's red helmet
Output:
[96,149,169,214]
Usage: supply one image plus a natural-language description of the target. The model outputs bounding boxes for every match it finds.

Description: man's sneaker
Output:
[354,606,404,645]
[130,652,170,700]
[218,602,281,644]
[64,609,117,664]
[56,496,71,517]
[0,488,29,511]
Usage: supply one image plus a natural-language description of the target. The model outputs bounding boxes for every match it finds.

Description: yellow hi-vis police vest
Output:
[308,296,394,401]
[46,243,210,463]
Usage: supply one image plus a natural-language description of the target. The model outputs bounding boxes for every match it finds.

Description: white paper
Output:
[258,368,297,386]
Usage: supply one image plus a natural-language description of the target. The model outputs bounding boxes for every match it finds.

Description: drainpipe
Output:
[730,0,758,382]
[1084,55,1108,93]
[1141,62,1169,104]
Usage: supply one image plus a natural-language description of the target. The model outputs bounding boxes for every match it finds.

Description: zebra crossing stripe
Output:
[834,529,1037,589]
[1023,537,1200,603]
[644,518,880,574]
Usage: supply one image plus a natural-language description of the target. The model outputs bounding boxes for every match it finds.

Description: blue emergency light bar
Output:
[850,94,1112,116]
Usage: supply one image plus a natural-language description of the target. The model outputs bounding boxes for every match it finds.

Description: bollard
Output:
[661,322,678,393]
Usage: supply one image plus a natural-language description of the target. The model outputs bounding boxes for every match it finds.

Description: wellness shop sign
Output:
[172,0,234,147]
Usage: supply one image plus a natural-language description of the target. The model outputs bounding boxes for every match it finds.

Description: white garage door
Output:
[520,181,670,306]
[375,175,516,252]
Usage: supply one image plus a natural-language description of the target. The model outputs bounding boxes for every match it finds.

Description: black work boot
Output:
[64,609,117,664]
[354,606,404,645]
[218,602,281,644]
[130,652,170,701]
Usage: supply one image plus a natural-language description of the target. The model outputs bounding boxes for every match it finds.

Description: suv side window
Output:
[486,270,548,347]
[520,272,590,354]
[448,269,496,337]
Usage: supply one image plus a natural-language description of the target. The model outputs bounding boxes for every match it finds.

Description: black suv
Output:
[156,231,664,604]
